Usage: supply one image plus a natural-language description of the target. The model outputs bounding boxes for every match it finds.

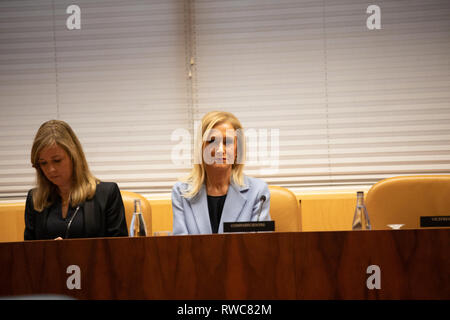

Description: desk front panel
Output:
[0,230,448,299]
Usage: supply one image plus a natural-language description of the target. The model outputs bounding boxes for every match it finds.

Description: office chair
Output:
[268,186,301,232]
[365,175,450,229]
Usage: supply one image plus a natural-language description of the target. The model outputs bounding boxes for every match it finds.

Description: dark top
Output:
[45,198,84,239]
[207,194,227,234]
[24,181,128,240]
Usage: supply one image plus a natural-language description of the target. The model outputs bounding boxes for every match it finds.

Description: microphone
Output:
[256,195,266,222]
[64,205,80,239]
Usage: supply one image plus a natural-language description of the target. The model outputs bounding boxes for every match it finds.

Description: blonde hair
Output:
[182,111,246,198]
[30,120,98,211]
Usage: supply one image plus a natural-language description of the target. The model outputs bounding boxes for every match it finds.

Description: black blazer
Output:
[24,181,128,240]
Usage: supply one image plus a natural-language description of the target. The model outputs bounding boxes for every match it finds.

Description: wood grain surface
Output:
[0,229,448,299]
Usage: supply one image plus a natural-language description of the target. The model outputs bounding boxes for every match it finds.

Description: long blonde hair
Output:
[30,120,98,211]
[182,111,246,198]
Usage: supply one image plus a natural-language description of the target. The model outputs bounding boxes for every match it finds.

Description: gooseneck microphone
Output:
[256,195,266,222]
[64,205,80,239]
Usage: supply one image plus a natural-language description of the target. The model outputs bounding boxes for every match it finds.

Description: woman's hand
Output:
[54,237,63,240]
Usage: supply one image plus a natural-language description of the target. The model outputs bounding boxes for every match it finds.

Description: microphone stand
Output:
[256,195,266,222]
[64,205,80,239]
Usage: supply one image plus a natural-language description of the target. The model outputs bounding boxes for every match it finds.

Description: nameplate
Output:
[223,221,275,233]
[420,216,450,227]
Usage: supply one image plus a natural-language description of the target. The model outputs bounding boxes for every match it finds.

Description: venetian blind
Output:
[191,0,450,192]
[0,0,190,199]
[1,0,449,201]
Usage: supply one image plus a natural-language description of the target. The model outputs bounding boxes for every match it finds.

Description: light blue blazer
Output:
[171,175,271,235]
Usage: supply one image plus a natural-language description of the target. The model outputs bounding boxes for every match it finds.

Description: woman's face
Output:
[203,121,237,170]
[37,144,73,191]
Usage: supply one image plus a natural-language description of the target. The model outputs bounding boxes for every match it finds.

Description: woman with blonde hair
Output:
[172,111,271,234]
[24,120,128,240]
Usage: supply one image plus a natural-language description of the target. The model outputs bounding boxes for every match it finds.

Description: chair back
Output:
[120,190,153,235]
[365,175,450,229]
[269,186,301,232]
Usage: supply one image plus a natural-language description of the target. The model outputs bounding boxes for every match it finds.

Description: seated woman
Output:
[24,120,128,240]
[172,111,271,234]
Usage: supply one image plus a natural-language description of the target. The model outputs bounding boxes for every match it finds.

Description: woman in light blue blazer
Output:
[172,111,271,235]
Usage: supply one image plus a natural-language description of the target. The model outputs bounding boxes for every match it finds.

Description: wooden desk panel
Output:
[0,230,448,299]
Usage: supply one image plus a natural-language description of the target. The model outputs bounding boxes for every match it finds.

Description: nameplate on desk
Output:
[223,221,275,233]
[420,215,450,227]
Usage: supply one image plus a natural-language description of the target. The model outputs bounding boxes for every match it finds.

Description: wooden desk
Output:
[0,230,448,299]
